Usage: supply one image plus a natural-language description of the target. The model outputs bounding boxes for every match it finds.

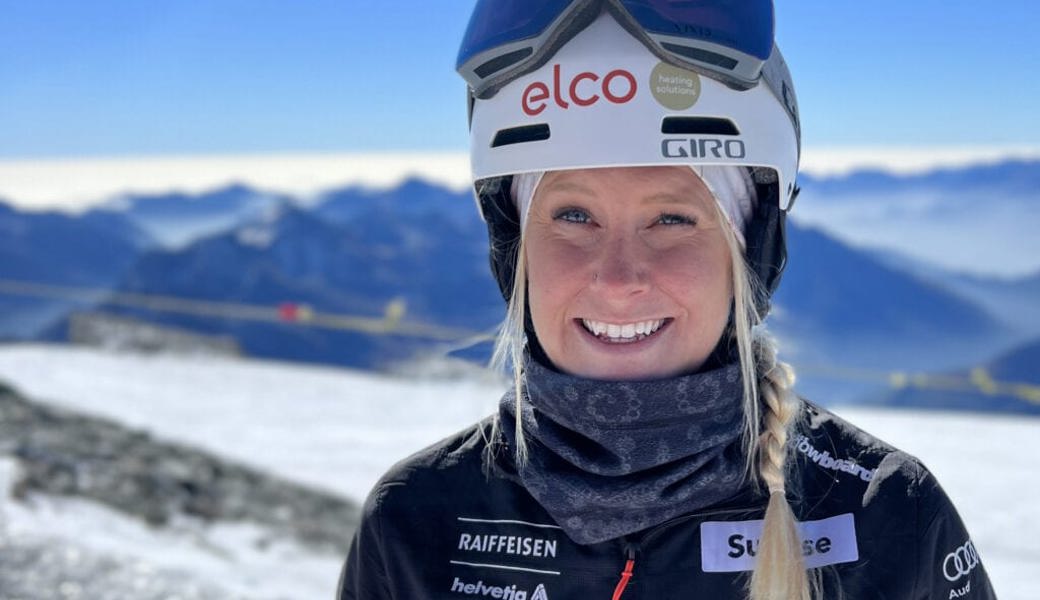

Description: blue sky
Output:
[2,0,1038,159]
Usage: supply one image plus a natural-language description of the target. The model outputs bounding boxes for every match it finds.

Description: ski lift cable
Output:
[0,277,492,342]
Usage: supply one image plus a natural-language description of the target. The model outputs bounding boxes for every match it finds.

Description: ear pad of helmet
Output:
[478,176,522,303]
[744,181,790,319]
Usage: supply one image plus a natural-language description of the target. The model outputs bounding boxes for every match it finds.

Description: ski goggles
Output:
[457,0,774,98]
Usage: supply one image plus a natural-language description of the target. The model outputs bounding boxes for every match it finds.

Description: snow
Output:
[0,343,1035,599]
[0,458,341,599]
[235,226,276,249]
[0,345,501,501]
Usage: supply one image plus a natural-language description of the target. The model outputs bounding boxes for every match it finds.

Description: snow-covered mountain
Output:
[89,183,290,248]
[315,176,477,228]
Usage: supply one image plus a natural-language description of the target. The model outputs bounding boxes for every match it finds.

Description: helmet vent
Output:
[660,42,738,70]
[491,124,551,148]
[474,47,535,79]
[661,117,740,136]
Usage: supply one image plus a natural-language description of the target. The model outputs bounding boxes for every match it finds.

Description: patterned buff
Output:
[498,357,747,545]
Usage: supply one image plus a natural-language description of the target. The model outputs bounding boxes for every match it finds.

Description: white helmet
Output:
[458,1,801,314]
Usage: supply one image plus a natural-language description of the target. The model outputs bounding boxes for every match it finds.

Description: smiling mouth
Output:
[579,318,671,344]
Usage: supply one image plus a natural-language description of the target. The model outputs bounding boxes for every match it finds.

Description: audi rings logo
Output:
[942,539,979,582]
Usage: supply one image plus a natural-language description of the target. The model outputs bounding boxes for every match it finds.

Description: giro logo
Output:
[662,138,746,159]
[942,539,980,582]
[522,64,637,116]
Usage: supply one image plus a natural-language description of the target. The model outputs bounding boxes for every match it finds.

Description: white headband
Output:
[510,167,756,247]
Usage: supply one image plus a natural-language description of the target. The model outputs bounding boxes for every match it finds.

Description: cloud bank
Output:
[2,146,1039,212]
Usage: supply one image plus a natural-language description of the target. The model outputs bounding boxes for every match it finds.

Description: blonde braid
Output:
[714,194,815,600]
[749,336,814,600]
[755,340,798,494]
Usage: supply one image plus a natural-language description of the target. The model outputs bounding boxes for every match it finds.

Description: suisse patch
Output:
[700,513,859,573]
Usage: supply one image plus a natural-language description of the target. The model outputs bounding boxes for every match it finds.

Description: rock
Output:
[0,380,359,554]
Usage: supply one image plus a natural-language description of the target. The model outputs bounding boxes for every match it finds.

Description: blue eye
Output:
[658,213,695,226]
[554,208,591,224]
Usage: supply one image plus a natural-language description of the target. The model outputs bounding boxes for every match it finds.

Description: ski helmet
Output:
[457,0,801,316]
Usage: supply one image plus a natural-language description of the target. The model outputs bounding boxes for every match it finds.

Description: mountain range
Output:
[0,200,151,338]
[1,160,1038,412]
[77,188,501,367]
[794,159,1040,278]
[91,184,289,248]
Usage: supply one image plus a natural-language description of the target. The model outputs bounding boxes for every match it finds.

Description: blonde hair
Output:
[488,181,818,600]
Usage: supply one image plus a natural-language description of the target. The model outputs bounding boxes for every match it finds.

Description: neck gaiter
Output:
[498,356,748,545]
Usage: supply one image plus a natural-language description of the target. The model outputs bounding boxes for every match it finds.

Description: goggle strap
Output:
[469,2,770,97]
[475,0,602,99]
[602,2,755,91]
[759,46,801,158]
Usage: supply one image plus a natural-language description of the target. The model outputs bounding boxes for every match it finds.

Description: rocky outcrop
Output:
[0,380,358,555]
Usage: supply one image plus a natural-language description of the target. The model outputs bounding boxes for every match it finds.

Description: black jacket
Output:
[338,403,996,599]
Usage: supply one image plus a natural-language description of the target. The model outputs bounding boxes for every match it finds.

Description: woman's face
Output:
[525,166,733,380]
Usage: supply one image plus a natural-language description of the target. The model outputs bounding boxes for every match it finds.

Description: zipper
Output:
[611,544,637,600]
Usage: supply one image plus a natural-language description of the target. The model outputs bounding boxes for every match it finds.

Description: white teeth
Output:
[581,319,666,340]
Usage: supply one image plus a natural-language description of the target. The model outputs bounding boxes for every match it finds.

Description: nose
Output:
[590,233,649,299]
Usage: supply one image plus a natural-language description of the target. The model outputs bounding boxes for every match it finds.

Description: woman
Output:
[339,2,996,599]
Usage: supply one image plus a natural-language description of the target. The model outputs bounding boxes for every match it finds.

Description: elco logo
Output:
[450,578,549,600]
[942,539,979,582]
[522,64,637,116]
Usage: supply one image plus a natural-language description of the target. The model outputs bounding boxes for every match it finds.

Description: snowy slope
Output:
[0,344,1035,599]
[0,345,501,500]
[0,458,343,599]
